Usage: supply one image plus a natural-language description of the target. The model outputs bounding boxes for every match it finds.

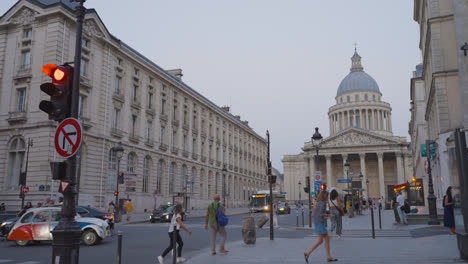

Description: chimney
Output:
[167,69,183,81]
[221,106,230,112]
[235,115,241,120]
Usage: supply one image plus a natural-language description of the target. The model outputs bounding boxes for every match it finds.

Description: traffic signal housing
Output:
[118,172,124,184]
[114,191,119,196]
[39,64,73,122]
[304,186,310,193]
[320,184,326,191]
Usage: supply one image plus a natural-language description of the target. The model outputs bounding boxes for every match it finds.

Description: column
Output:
[377,152,385,199]
[309,157,315,178]
[371,110,375,130]
[359,153,367,197]
[377,110,381,130]
[396,152,404,184]
[326,155,333,188]
[349,110,353,127]
[386,111,390,131]
[389,112,392,132]
[403,153,411,182]
[340,112,344,131]
[342,154,348,192]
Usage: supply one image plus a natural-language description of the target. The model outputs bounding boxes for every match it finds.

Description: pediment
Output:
[320,128,401,149]
[83,19,105,40]
[8,7,39,26]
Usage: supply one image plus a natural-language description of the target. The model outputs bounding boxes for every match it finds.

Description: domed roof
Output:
[336,50,381,96]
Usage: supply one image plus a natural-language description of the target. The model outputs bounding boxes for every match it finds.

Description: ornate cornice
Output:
[9,8,38,26]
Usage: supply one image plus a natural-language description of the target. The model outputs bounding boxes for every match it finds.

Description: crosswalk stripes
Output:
[0,260,40,264]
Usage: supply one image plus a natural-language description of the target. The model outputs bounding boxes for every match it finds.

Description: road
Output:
[0,211,305,263]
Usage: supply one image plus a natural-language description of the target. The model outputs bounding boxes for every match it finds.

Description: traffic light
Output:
[320,184,326,191]
[118,172,124,184]
[39,64,73,122]
[114,191,119,196]
[303,186,310,193]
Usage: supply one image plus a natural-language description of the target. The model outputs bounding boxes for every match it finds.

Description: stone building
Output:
[412,0,468,208]
[0,0,268,212]
[283,50,412,204]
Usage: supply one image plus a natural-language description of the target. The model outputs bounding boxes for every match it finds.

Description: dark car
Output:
[0,217,18,236]
[150,205,186,223]
[276,203,291,214]
[76,206,114,230]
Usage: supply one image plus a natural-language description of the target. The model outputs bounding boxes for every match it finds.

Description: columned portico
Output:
[359,153,367,197]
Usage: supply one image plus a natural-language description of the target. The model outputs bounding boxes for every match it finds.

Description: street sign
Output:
[22,186,29,194]
[280,192,287,195]
[314,171,322,181]
[54,118,82,158]
[186,181,194,184]
[314,181,322,191]
[59,181,70,193]
[338,179,351,183]
[421,144,427,157]
[349,172,354,178]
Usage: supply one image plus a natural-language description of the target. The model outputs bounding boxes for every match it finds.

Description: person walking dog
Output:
[205,194,229,255]
[304,190,338,263]
[158,204,191,264]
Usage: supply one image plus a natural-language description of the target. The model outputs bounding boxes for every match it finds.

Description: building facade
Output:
[283,50,412,205]
[412,0,468,208]
[0,0,268,212]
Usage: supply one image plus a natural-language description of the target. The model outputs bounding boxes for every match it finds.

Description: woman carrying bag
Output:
[328,189,344,239]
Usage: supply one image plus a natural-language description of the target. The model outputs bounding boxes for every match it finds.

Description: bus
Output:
[250,190,286,212]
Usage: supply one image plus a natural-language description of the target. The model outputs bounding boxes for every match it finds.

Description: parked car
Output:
[76,205,114,230]
[7,207,110,246]
[0,217,18,236]
[276,203,291,214]
[150,205,186,223]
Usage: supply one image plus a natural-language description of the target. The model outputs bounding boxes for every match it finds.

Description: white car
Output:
[7,207,111,246]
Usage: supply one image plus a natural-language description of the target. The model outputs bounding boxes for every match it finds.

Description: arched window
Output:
[190,167,196,194]
[200,169,205,198]
[169,162,176,194]
[7,138,25,188]
[215,173,219,195]
[143,156,151,193]
[157,160,164,194]
[127,152,136,172]
[107,149,117,190]
[180,165,187,192]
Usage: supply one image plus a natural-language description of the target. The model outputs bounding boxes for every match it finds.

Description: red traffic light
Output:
[39,64,73,122]
[114,191,119,196]
[42,64,67,82]
[320,184,326,191]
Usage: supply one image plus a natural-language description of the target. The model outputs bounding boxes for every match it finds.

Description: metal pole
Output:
[426,140,440,225]
[21,138,32,209]
[172,230,177,264]
[379,206,382,229]
[51,1,85,263]
[117,231,122,264]
[267,131,273,240]
[115,158,121,222]
[455,129,468,233]
[302,207,304,227]
[371,205,375,239]
[307,176,312,228]
[296,208,299,227]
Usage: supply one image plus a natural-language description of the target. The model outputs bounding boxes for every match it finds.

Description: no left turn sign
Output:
[54,118,83,158]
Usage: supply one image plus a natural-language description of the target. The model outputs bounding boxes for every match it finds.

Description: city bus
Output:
[250,190,286,212]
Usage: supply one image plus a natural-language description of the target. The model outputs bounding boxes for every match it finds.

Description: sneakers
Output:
[157,256,164,264]
[177,257,186,263]
[219,249,229,253]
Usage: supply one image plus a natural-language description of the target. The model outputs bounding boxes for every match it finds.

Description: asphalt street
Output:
[0,211,306,264]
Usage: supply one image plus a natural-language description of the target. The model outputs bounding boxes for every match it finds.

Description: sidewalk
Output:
[188,235,464,264]
[117,207,250,225]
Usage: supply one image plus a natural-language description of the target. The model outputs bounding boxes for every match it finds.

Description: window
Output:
[149,77,153,84]
[115,76,121,94]
[173,104,178,120]
[347,96,350,103]
[180,166,186,192]
[365,94,368,101]
[192,138,197,153]
[82,39,89,47]
[146,121,152,139]
[143,156,150,193]
[160,127,165,143]
[355,95,359,102]
[21,50,30,69]
[78,94,86,117]
[148,89,153,109]
[134,68,139,76]
[169,162,175,194]
[133,86,138,102]
[157,160,164,194]
[16,88,26,112]
[80,58,88,76]
[112,108,120,129]
[117,58,122,66]
[183,135,187,151]
[107,149,116,190]
[193,114,197,127]
[23,28,32,39]
[190,167,195,193]
[127,152,136,172]
[172,131,177,147]
[183,110,187,125]
[340,97,343,103]
[7,138,25,188]
[215,174,219,194]
[131,115,137,135]
[161,99,166,115]
[373,94,376,101]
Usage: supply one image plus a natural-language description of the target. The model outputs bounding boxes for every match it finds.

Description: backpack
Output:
[402,203,410,214]
[216,203,229,226]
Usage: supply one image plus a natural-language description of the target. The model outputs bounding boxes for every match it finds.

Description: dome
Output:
[336,70,381,96]
[336,50,381,96]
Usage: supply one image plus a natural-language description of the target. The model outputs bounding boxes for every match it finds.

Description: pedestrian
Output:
[36,202,43,208]
[396,190,407,225]
[443,186,456,235]
[125,199,133,221]
[378,196,383,211]
[328,189,343,239]
[205,194,228,255]
[273,201,279,228]
[304,190,337,263]
[17,202,32,217]
[108,201,115,214]
[391,194,400,224]
[158,204,191,264]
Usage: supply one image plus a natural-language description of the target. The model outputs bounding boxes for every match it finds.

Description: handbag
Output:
[331,200,344,216]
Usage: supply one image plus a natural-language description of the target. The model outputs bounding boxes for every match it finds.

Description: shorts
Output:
[315,224,328,235]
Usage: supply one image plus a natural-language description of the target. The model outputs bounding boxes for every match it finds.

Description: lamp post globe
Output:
[115,142,124,160]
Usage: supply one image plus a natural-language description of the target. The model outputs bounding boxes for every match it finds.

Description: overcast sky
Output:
[1,0,420,173]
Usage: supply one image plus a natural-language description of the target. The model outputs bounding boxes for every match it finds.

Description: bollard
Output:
[117,231,123,264]
[370,206,375,239]
[379,207,382,230]
[172,230,177,264]
[242,216,256,244]
[296,208,299,227]
[301,207,304,227]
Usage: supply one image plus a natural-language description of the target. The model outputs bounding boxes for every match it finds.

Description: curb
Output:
[118,211,250,225]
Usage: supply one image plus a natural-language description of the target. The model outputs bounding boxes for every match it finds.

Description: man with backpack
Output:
[205,194,229,255]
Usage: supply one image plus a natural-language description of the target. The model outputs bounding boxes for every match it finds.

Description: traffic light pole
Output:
[267,131,274,241]
[51,1,86,263]
[115,159,121,222]
[307,176,312,228]
[425,140,440,225]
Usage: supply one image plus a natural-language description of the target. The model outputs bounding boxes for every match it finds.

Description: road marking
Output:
[0,260,12,263]
[0,260,40,264]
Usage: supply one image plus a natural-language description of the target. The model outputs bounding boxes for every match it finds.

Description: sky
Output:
[0,0,421,173]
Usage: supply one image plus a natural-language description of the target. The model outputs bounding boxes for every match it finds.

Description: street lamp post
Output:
[310,127,323,228]
[114,142,124,223]
[222,165,227,207]
[344,159,350,195]
[298,181,302,204]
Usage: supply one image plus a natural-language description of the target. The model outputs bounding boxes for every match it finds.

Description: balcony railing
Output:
[182,150,189,158]
[182,124,189,131]
[160,114,168,122]
[14,65,31,79]
[112,92,125,103]
[171,146,179,155]
[159,143,168,151]
[192,153,198,160]
[192,128,198,135]
[129,133,141,143]
[209,159,214,165]
[7,111,27,123]
[201,156,207,163]
[216,161,221,167]
[130,100,141,109]
[111,127,124,138]
[145,138,155,147]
